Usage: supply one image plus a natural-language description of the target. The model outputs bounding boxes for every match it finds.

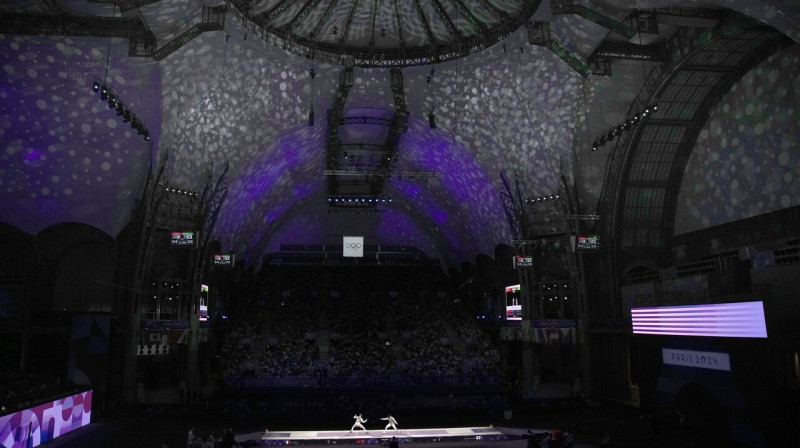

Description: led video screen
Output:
[505,284,521,321]
[0,390,92,448]
[212,253,235,266]
[170,231,197,248]
[631,301,768,338]
[514,255,533,268]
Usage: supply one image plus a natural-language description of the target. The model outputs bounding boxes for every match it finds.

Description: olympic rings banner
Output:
[343,236,364,258]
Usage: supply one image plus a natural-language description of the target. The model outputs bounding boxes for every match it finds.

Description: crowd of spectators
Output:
[258,303,318,377]
[0,371,82,414]
[327,293,395,377]
[218,308,266,377]
[395,303,463,376]
[220,265,499,384]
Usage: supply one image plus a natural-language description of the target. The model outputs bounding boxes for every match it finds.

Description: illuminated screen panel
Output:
[0,390,92,448]
[514,256,533,268]
[632,301,768,338]
[212,253,235,266]
[575,234,599,250]
[505,284,521,321]
[170,231,197,247]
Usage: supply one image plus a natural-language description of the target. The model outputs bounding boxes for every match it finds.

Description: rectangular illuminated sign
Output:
[343,236,364,258]
[212,253,235,266]
[170,231,197,247]
[514,256,533,268]
[662,348,731,371]
[632,301,768,338]
[0,390,92,447]
[506,304,521,320]
[576,234,599,250]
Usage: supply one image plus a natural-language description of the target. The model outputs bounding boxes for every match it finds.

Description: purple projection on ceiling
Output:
[157,21,582,266]
[0,35,159,237]
[674,44,800,234]
[2,0,798,267]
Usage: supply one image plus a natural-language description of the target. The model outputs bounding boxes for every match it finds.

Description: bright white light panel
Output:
[631,301,768,338]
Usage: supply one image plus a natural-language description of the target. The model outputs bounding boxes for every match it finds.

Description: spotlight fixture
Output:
[525,194,561,204]
[591,101,658,151]
[308,109,314,127]
[428,111,436,129]
[91,80,150,142]
[327,195,392,206]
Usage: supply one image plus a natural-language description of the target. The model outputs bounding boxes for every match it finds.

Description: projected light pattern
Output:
[1,1,798,268]
[631,301,768,338]
[0,390,92,448]
[0,35,157,236]
[160,24,577,265]
[675,44,800,234]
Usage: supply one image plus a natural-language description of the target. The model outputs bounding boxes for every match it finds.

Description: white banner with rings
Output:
[343,236,364,258]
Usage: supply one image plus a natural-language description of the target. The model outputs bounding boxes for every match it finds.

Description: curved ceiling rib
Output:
[227,0,541,67]
[599,10,793,264]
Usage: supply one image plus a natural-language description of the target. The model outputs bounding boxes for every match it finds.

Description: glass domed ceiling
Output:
[229,0,540,67]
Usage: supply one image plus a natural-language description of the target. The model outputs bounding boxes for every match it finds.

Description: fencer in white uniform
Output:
[381,414,398,432]
[350,413,368,432]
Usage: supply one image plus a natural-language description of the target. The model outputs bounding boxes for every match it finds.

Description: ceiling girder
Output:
[307,0,340,38]
[339,0,361,49]
[411,0,438,58]
[447,0,488,34]
[429,0,464,44]
[550,0,636,39]
[392,0,407,59]
[261,0,301,26]
[281,0,323,35]
[590,40,666,62]
[471,0,510,22]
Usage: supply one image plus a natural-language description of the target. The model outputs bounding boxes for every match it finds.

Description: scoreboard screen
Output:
[170,231,198,247]
[575,234,599,251]
[212,253,235,266]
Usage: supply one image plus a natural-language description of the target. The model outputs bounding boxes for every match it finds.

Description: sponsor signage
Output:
[662,348,731,371]
[532,319,575,328]
[343,236,364,258]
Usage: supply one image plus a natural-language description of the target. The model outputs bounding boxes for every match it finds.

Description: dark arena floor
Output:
[36,399,727,448]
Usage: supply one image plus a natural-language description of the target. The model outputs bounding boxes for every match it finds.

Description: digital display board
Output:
[575,234,599,250]
[514,255,533,268]
[505,284,521,321]
[170,231,197,247]
[632,301,768,338]
[0,390,92,448]
[212,253,235,266]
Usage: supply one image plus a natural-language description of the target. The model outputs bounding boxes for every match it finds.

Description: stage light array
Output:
[327,196,392,206]
[92,80,150,142]
[592,102,658,151]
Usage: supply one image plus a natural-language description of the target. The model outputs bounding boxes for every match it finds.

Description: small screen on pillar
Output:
[505,284,521,320]
[575,234,599,250]
[212,253,235,266]
[199,284,209,321]
[170,231,198,248]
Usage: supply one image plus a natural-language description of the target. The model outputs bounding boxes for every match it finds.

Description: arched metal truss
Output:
[228,0,541,67]
[597,10,793,265]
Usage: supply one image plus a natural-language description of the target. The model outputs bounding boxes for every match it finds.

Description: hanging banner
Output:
[343,236,364,257]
